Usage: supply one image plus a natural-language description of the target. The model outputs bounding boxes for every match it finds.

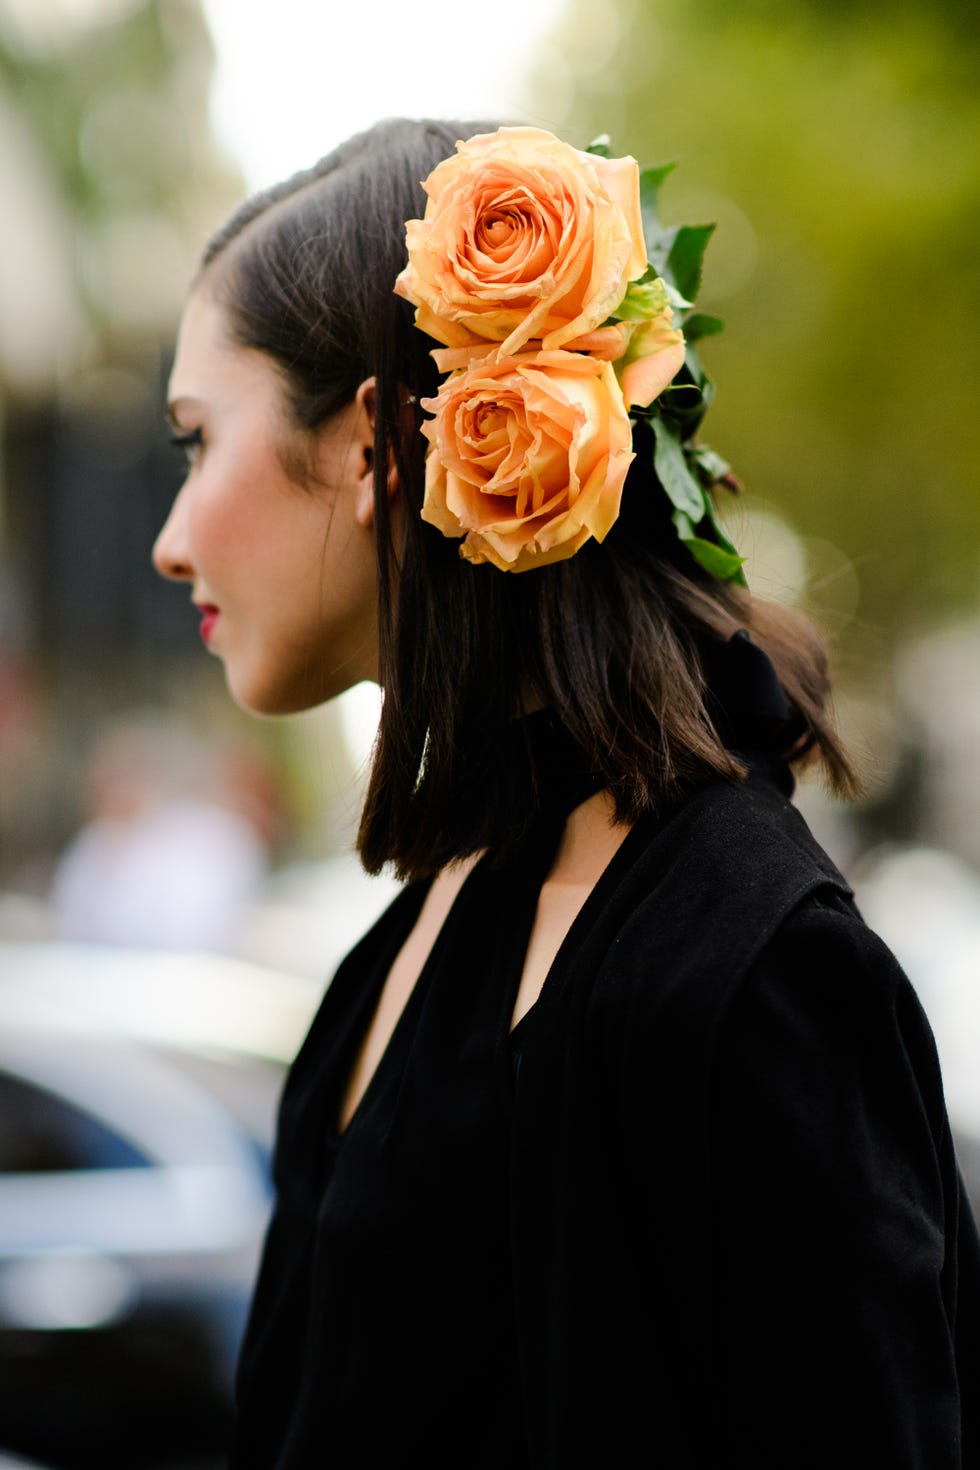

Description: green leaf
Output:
[701,490,748,586]
[682,312,724,342]
[640,162,677,249]
[585,134,613,157]
[672,510,747,583]
[652,417,706,520]
[663,278,694,313]
[665,224,715,305]
[687,445,731,485]
[703,486,744,554]
[682,342,714,407]
[645,222,675,283]
[659,383,704,413]
[655,360,709,438]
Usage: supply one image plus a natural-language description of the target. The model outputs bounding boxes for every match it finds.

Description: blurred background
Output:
[0,0,977,1465]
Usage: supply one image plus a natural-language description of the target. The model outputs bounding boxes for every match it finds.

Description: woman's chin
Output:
[225,663,367,718]
[224,665,301,718]
[228,682,318,718]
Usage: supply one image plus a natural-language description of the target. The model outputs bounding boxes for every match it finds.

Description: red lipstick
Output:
[195,604,220,645]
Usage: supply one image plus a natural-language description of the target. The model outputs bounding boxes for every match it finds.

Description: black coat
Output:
[233,753,980,1468]
[508,756,980,1466]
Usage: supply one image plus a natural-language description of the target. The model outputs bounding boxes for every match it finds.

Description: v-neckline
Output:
[500,811,657,1057]
[331,853,492,1143]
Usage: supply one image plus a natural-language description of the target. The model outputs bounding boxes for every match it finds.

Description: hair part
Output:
[198,117,858,882]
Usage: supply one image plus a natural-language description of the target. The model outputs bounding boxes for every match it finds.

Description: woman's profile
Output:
[153,117,980,1468]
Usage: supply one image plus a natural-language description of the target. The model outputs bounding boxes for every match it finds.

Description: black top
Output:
[230,725,627,1469]
[232,863,540,1467]
[230,682,980,1468]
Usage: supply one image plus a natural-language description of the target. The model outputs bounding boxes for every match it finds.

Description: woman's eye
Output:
[168,426,204,466]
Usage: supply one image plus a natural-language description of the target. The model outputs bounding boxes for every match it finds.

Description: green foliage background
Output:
[531,0,980,652]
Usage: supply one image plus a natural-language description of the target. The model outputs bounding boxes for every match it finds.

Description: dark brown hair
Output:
[198,117,856,880]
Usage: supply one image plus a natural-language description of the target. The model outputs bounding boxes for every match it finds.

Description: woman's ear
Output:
[352,376,403,529]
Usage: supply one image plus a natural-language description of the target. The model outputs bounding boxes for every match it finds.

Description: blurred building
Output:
[0,0,250,887]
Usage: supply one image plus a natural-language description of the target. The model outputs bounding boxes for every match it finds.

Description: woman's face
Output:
[153,287,381,715]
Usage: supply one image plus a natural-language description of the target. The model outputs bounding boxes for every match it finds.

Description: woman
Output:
[154,118,980,1467]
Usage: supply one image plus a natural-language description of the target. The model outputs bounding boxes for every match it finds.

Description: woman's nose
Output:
[152,486,193,582]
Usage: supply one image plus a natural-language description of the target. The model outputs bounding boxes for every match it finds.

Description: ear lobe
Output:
[353,376,403,530]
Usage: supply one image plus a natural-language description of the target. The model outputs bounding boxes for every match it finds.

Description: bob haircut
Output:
[197,117,856,881]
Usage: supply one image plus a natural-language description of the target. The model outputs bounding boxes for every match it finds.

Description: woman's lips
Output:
[196,604,220,645]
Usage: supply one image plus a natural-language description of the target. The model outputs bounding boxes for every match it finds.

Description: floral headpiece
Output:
[395,126,745,582]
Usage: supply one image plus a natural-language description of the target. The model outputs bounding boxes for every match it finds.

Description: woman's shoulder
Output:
[655,752,848,895]
[574,758,925,1066]
[593,757,856,986]
[577,762,949,1141]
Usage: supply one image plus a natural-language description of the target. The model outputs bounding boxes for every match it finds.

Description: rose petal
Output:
[558,323,632,358]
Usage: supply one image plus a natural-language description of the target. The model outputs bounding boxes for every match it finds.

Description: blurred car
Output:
[0,941,324,1470]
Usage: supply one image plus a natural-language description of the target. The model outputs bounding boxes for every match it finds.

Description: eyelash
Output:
[169,426,204,462]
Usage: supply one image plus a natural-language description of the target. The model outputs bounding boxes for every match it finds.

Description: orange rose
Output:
[420,349,635,573]
[395,127,648,357]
